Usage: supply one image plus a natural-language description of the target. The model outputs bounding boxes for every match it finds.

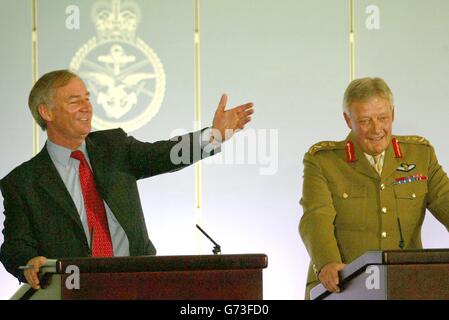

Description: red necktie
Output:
[71,150,113,257]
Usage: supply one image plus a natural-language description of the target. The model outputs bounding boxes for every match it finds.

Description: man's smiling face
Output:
[344,96,394,156]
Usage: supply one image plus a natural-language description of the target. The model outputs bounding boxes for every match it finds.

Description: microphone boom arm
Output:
[196,224,221,255]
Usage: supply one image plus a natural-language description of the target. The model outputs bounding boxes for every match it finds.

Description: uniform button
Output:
[342,193,348,199]
[412,193,416,198]
[380,183,385,190]
[381,207,387,214]
[381,232,387,238]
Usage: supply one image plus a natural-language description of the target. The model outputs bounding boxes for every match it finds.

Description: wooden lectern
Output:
[311,249,449,300]
[11,254,268,300]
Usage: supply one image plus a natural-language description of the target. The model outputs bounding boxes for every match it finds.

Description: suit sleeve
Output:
[299,152,342,276]
[0,176,39,283]
[124,128,219,180]
[426,145,449,229]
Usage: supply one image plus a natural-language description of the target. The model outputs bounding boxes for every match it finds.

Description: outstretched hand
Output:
[211,94,254,142]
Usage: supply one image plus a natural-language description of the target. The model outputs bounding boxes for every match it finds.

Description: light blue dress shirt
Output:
[46,140,130,256]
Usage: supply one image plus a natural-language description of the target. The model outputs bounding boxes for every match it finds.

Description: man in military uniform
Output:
[299,77,449,299]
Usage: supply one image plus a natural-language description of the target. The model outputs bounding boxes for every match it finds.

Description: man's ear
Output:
[343,112,353,130]
[38,104,52,122]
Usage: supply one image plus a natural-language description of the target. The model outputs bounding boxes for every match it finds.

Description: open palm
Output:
[211,94,254,142]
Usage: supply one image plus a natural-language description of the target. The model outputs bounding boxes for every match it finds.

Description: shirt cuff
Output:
[200,127,222,154]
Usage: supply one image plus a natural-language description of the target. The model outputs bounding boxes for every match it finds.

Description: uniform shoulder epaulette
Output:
[395,135,431,146]
[308,141,344,155]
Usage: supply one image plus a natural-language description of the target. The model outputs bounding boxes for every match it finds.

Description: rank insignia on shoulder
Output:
[396,163,416,172]
[307,141,338,155]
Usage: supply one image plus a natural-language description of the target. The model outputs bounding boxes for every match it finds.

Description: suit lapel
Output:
[86,135,129,229]
[85,136,110,198]
[35,146,84,231]
[381,136,403,180]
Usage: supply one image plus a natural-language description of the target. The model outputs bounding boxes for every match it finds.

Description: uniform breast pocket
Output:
[330,183,367,231]
[393,182,428,228]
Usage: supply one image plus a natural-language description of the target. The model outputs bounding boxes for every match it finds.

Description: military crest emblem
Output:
[396,163,416,172]
[69,0,166,132]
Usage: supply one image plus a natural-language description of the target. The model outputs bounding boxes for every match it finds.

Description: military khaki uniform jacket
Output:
[299,133,449,299]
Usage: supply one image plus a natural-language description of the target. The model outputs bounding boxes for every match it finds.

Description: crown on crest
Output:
[91,0,141,42]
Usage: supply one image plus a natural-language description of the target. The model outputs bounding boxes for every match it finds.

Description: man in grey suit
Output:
[0,69,254,289]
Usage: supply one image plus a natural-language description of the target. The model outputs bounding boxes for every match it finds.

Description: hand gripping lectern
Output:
[311,249,449,300]
[10,254,268,300]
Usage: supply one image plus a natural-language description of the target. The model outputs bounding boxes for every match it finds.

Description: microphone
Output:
[195,224,221,255]
[397,217,405,249]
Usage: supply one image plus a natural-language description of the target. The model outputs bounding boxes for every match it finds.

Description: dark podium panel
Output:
[14,254,268,300]
[311,249,449,300]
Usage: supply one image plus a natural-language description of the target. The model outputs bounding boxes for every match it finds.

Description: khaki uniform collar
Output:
[345,132,403,180]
